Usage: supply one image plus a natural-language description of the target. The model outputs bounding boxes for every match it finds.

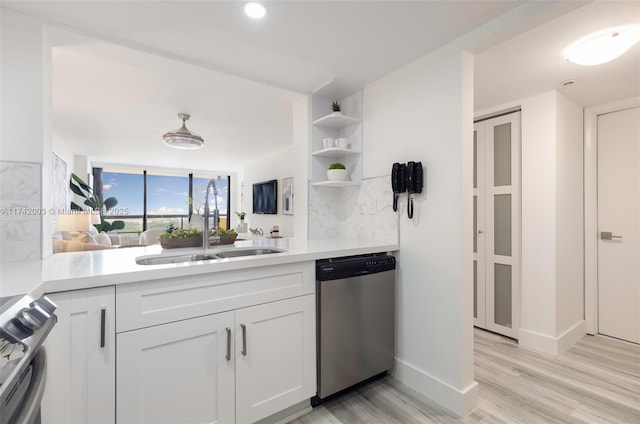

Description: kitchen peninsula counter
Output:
[1,238,398,297]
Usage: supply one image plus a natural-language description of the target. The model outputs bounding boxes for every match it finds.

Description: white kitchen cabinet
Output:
[116,295,315,424]
[235,295,316,423]
[117,311,235,424]
[42,286,115,424]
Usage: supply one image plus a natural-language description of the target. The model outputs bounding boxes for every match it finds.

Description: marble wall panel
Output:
[308,176,398,244]
[0,161,42,261]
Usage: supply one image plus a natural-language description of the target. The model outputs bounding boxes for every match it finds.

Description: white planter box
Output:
[327,169,348,181]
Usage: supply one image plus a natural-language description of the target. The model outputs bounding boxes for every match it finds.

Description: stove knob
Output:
[16,304,50,331]
[33,296,57,315]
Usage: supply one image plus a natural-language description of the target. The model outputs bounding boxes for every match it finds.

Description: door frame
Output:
[584,96,640,335]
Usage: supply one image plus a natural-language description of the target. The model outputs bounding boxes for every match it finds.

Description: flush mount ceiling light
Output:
[564,25,640,66]
[243,2,267,19]
[162,113,204,150]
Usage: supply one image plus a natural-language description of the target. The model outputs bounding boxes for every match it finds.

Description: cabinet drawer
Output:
[116,262,314,332]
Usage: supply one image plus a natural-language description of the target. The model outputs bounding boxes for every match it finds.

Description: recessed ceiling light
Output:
[564,25,640,66]
[243,2,267,19]
[561,79,576,87]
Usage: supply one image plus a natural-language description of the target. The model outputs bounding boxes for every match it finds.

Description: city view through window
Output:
[101,169,229,233]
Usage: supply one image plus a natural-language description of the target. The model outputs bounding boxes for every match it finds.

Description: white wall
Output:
[242,146,295,237]
[292,97,309,239]
[363,45,477,416]
[555,93,584,338]
[520,91,559,339]
[0,8,53,261]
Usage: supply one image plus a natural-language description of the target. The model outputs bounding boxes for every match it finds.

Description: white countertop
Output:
[0,238,398,298]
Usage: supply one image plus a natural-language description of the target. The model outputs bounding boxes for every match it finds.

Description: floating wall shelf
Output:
[311,148,361,158]
[311,113,360,129]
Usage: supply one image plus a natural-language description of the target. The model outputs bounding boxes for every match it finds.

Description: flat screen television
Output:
[253,179,277,214]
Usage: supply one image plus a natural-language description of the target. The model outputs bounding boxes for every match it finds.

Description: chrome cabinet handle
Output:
[241,324,247,356]
[601,231,622,240]
[100,308,106,348]
[225,327,231,361]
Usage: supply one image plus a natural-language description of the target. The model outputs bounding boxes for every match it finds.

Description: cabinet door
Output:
[42,286,115,424]
[235,295,316,424]
[117,312,235,424]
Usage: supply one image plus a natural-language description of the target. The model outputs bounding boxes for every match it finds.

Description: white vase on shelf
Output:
[236,221,248,233]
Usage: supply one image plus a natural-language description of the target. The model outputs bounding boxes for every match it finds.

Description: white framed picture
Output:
[282,177,293,215]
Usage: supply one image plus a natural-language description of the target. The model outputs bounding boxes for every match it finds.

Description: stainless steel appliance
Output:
[313,254,396,405]
[0,295,57,424]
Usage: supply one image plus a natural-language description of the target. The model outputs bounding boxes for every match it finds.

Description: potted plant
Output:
[331,101,342,114]
[69,173,125,232]
[327,163,348,181]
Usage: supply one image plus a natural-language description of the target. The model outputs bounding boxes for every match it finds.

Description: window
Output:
[102,170,144,232]
[97,168,230,232]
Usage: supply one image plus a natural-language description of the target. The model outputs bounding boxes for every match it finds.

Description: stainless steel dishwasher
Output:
[313,254,396,405]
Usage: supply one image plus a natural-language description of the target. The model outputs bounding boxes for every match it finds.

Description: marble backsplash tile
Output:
[308,176,398,244]
[0,161,42,262]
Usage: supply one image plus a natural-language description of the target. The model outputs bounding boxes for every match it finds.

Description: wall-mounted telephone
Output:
[391,161,424,219]
[405,161,423,218]
[391,162,406,212]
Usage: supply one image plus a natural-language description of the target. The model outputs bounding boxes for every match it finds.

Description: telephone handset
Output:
[405,161,423,218]
[391,162,406,211]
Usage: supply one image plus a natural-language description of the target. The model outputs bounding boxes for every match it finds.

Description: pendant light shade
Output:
[163,113,204,149]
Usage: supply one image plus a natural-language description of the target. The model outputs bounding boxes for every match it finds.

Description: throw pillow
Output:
[94,232,112,246]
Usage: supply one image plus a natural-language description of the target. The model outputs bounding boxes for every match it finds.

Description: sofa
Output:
[52,225,121,253]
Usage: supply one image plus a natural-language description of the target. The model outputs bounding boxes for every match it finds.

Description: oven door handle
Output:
[10,347,47,424]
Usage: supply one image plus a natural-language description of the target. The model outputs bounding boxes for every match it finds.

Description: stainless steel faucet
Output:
[203,178,220,248]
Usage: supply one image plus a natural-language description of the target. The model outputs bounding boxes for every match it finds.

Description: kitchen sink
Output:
[136,247,286,265]
[135,253,217,265]
[213,248,285,259]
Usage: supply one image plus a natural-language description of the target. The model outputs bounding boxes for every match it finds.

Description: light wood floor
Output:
[290,329,640,423]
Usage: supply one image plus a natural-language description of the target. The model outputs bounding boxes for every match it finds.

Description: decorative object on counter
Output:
[69,173,125,232]
[327,163,348,181]
[331,101,342,113]
[159,223,237,248]
[162,113,204,150]
[322,137,334,149]
[235,211,248,233]
[269,225,281,238]
[249,227,264,236]
[282,177,293,215]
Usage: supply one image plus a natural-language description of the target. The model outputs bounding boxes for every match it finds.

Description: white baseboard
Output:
[557,320,587,354]
[519,320,586,355]
[392,358,478,417]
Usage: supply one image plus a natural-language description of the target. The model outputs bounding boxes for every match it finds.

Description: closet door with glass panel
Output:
[473,111,520,339]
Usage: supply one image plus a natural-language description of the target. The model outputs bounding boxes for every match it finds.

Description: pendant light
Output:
[162,113,204,149]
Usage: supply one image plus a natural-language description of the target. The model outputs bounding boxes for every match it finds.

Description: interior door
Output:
[597,106,640,344]
[473,126,486,328]
[474,111,521,339]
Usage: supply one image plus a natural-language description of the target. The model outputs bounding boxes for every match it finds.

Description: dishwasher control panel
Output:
[317,254,396,281]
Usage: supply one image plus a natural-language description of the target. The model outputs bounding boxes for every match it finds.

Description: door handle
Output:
[241,324,247,356]
[225,327,231,361]
[601,231,622,240]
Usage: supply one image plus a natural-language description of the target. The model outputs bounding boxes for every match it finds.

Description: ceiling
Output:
[475,0,640,111]
[2,1,639,172]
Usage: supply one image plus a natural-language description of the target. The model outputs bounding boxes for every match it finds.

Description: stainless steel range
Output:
[0,295,57,424]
